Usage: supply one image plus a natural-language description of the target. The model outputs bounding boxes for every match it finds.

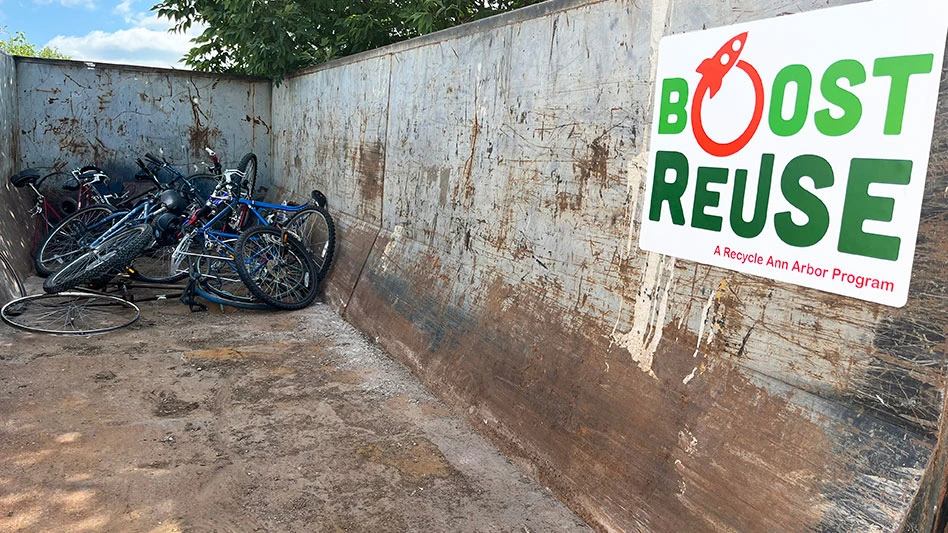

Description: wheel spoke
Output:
[2,292,140,334]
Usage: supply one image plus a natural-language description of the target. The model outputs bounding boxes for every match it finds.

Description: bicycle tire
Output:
[236,153,257,200]
[44,224,155,294]
[2,292,140,335]
[285,205,336,281]
[0,251,26,305]
[194,254,269,307]
[195,278,273,311]
[234,226,318,311]
[181,173,220,205]
[34,204,119,277]
[44,171,82,215]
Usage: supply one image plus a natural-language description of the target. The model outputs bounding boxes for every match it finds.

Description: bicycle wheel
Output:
[195,254,264,305]
[181,173,220,205]
[2,292,140,334]
[128,242,189,284]
[285,205,335,280]
[234,226,318,311]
[236,153,257,200]
[35,205,119,277]
[196,277,273,311]
[44,224,155,294]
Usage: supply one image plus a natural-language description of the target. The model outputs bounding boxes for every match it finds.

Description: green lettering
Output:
[648,150,689,225]
[838,158,912,261]
[658,78,689,135]
[731,154,775,238]
[769,65,811,137]
[775,155,833,247]
[692,167,728,232]
[873,54,935,135]
[815,59,866,136]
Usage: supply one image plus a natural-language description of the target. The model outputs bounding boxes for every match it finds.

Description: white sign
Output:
[638,0,948,307]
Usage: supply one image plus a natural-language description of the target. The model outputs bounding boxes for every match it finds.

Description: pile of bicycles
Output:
[1,149,335,335]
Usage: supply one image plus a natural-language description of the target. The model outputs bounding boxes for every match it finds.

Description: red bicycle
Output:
[9,166,126,252]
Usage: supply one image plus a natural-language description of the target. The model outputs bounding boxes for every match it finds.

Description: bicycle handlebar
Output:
[144,153,164,166]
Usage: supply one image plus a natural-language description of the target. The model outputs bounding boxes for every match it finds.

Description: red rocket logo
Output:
[691,33,765,157]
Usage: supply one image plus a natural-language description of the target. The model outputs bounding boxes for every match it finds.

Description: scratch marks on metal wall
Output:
[270,58,388,224]
[269,0,947,531]
[0,53,32,293]
[16,61,271,192]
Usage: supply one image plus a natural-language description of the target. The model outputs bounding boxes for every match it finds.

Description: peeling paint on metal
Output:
[693,279,727,359]
[612,252,675,378]
[682,367,697,385]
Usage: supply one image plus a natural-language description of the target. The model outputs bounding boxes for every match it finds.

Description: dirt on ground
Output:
[0,280,592,533]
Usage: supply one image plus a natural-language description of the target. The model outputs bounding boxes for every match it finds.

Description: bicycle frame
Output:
[171,188,315,281]
[39,200,160,268]
[28,192,64,249]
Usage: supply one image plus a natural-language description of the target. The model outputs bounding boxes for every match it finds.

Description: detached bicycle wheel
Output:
[2,292,140,335]
[285,205,335,280]
[234,226,318,311]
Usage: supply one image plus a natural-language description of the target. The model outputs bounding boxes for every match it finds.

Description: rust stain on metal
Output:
[355,141,384,203]
[97,90,113,111]
[343,266,858,531]
[244,114,272,134]
[459,99,481,208]
[185,81,221,158]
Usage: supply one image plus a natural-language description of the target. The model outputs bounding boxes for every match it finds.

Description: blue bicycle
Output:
[173,171,334,310]
[34,153,221,280]
[40,156,204,293]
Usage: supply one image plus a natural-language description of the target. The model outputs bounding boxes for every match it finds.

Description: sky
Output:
[0,0,203,69]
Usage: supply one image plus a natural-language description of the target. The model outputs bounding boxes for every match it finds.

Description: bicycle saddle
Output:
[61,165,105,190]
[9,169,41,188]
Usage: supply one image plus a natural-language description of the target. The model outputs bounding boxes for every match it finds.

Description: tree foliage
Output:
[0,29,70,60]
[153,0,542,80]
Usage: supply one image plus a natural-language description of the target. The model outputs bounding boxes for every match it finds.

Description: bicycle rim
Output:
[235,227,318,310]
[129,243,189,284]
[285,206,335,280]
[237,153,257,200]
[196,255,267,306]
[43,224,153,294]
[1,292,140,335]
[35,205,117,277]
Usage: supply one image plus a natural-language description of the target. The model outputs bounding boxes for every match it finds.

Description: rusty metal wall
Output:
[15,58,272,197]
[0,52,31,305]
[272,0,948,531]
[271,57,389,310]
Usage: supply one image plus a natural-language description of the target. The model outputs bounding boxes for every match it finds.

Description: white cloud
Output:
[112,0,166,29]
[46,14,204,69]
[113,0,132,19]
